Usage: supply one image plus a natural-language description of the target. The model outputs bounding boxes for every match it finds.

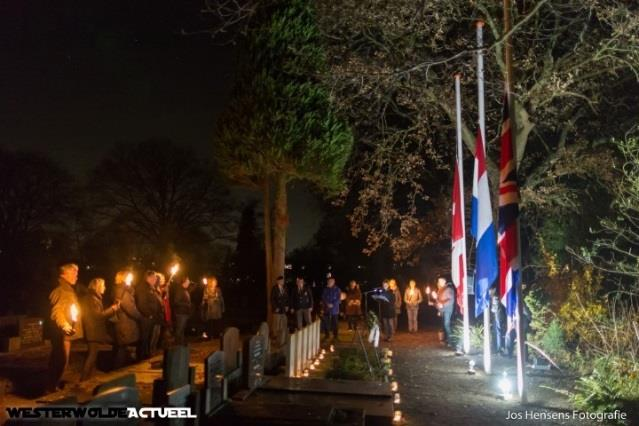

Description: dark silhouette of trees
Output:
[0,147,77,314]
[86,139,233,272]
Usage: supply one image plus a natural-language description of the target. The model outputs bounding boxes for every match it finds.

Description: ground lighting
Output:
[499,371,512,400]
[393,410,402,424]
[467,360,476,375]
[391,381,398,392]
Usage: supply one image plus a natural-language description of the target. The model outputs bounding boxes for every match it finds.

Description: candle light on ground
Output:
[314,359,320,366]
[387,368,394,376]
[319,354,325,360]
[393,410,402,424]
[499,371,512,400]
[329,345,335,353]
[391,381,398,392]
[310,364,315,370]
[394,393,401,404]
[303,369,309,377]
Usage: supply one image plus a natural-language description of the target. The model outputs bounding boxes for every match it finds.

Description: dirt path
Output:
[389,328,597,426]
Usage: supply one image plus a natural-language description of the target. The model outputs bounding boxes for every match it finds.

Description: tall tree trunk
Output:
[271,173,288,290]
[263,177,273,325]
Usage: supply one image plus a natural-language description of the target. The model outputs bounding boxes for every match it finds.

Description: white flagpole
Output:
[455,74,470,355]
[476,20,492,375]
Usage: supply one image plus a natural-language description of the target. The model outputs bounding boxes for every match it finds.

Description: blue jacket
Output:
[321,286,341,315]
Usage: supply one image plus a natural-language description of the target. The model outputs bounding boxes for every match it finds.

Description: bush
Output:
[572,355,639,424]
[451,320,483,352]
[326,347,384,380]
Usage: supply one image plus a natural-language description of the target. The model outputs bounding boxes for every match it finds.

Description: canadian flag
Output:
[451,157,467,313]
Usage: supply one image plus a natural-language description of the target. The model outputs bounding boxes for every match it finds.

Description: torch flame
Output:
[125,272,133,287]
[70,303,79,322]
[170,264,180,276]
[202,277,208,285]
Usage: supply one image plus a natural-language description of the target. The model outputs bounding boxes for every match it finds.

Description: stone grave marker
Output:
[243,334,266,390]
[18,317,43,347]
[164,345,191,391]
[257,321,270,354]
[203,351,225,416]
[286,332,297,377]
[167,384,199,426]
[295,327,303,375]
[221,327,241,374]
[92,373,136,396]
[84,386,140,426]
[301,325,309,368]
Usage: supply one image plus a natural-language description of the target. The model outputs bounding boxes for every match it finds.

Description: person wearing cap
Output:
[270,276,289,348]
[290,276,313,330]
[48,262,83,392]
[321,277,341,341]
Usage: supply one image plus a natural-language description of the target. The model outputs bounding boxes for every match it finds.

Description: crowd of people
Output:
[46,260,486,393]
[47,261,224,392]
[268,274,459,346]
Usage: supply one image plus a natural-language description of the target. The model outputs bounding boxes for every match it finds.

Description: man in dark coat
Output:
[81,278,119,381]
[172,277,192,346]
[270,276,289,348]
[136,271,164,359]
[290,276,313,330]
[48,262,83,392]
[321,277,341,341]
[379,280,396,342]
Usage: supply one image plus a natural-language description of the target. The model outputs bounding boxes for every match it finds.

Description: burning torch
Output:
[68,303,79,336]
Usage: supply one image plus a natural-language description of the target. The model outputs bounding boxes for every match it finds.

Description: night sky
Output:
[0,0,321,250]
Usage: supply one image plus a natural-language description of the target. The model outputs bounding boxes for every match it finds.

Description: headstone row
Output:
[286,320,321,377]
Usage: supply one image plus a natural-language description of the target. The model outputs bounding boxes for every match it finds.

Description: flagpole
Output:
[503,0,527,403]
[454,73,471,355]
[476,20,492,375]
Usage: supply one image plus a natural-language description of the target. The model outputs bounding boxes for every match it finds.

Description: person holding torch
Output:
[48,261,83,392]
[112,270,143,367]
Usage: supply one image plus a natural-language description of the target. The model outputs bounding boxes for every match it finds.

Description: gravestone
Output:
[301,326,309,368]
[93,373,136,396]
[243,334,266,390]
[286,332,297,377]
[84,386,140,426]
[164,346,191,391]
[167,384,197,426]
[295,327,303,375]
[258,322,270,355]
[221,327,241,374]
[203,351,225,416]
[18,317,43,347]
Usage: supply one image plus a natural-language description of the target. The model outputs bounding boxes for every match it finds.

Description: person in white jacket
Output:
[404,279,423,332]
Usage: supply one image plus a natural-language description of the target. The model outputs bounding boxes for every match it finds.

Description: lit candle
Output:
[387,350,393,357]
[310,364,315,370]
[314,359,320,366]
[319,354,325,360]
[303,369,309,377]
[329,345,335,353]
[321,349,326,355]
[125,272,133,287]
[394,393,401,404]
[393,410,402,423]
[202,277,208,285]
[425,286,431,295]
[391,381,398,392]
[387,368,394,376]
